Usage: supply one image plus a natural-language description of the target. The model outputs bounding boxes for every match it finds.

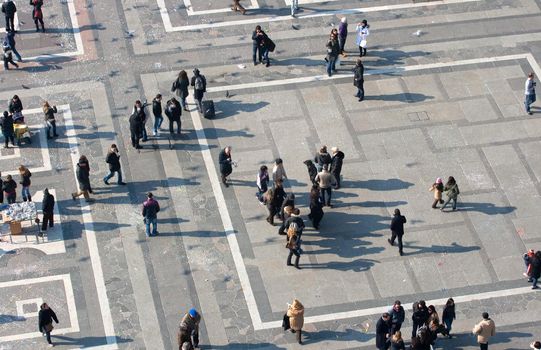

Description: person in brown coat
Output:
[472,312,496,350]
[287,299,304,344]
[429,177,444,209]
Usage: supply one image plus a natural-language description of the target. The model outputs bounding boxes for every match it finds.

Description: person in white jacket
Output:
[355,19,370,57]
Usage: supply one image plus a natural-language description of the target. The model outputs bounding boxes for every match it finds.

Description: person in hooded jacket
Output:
[171,70,190,111]
[1,0,16,32]
[41,188,55,231]
[190,68,206,112]
[286,299,304,344]
[0,111,15,148]
[71,155,92,201]
[165,97,182,135]
[330,147,344,189]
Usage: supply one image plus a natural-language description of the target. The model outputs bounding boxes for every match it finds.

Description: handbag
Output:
[282,313,290,330]
[44,323,54,333]
[360,39,367,48]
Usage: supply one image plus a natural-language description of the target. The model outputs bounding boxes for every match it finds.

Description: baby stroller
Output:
[13,112,32,145]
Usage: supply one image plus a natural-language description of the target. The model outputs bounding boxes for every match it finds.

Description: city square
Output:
[1,0,541,349]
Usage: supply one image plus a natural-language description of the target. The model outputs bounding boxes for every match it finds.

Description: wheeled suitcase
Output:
[202,100,215,119]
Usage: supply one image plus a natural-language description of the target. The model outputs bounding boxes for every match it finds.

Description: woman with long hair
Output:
[18,165,32,202]
[42,101,58,139]
[390,330,405,350]
[308,185,324,229]
[172,70,190,111]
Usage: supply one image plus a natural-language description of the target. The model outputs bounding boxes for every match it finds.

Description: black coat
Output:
[412,307,429,325]
[20,171,31,187]
[76,161,91,190]
[354,64,364,87]
[38,308,58,332]
[165,100,181,121]
[8,99,22,114]
[44,106,57,122]
[42,191,55,214]
[218,149,232,176]
[284,215,305,233]
[442,304,455,322]
[1,1,16,16]
[105,150,121,172]
[271,186,286,209]
[530,256,541,279]
[330,151,344,175]
[390,214,407,235]
[0,114,14,134]
[375,317,390,349]
[172,78,190,98]
[129,112,142,135]
[2,179,16,194]
[314,152,331,167]
[152,99,162,117]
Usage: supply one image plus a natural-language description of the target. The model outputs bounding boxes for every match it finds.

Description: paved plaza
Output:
[1,0,541,349]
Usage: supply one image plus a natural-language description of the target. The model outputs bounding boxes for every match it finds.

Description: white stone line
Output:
[284,0,339,5]
[186,96,264,330]
[207,53,538,93]
[162,0,482,32]
[0,274,80,342]
[63,106,118,347]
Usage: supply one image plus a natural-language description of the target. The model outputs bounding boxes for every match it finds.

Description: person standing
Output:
[3,174,16,203]
[429,177,444,209]
[38,303,59,347]
[231,0,246,14]
[525,72,536,115]
[252,26,264,65]
[529,251,541,289]
[290,0,298,16]
[132,100,149,142]
[18,165,32,202]
[286,223,302,269]
[388,209,406,256]
[1,0,16,32]
[172,70,190,112]
[9,94,22,116]
[388,300,405,335]
[325,32,339,77]
[356,19,370,57]
[376,313,391,350]
[0,111,15,148]
[286,300,304,344]
[6,31,21,61]
[284,208,304,235]
[353,58,365,101]
[411,300,429,338]
[330,147,344,189]
[0,172,3,203]
[272,158,287,185]
[41,188,55,231]
[314,145,331,172]
[142,192,160,237]
[191,68,206,112]
[338,17,348,55]
[178,308,201,348]
[390,330,406,350]
[219,146,233,187]
[30,0,44,32]
[3,43,18,70]
[256,165,269,204]
[472,312,496,350]
[165,97,182,135]
[441,176,459,211]
[303,160,318,186]
[104,144,126,185]
[152,94,163,136]
[43,101,58,139]
[315,164,336,207]
[129,107,143,149]
[308,185,324,229]
[71,155,92,202]
[442,298,456,338]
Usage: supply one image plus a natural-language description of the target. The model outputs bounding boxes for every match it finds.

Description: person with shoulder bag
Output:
[38,303,59,347]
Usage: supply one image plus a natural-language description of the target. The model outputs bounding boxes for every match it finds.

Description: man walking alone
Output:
[472,312,496,350]
[142,192,160,237]
[104,144,126,185]
[388,209,407,256]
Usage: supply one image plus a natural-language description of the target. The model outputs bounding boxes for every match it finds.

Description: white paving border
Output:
[187,53,541,330]
[0,274,79,342]
[181,0,259,16]
[158,0,482,32]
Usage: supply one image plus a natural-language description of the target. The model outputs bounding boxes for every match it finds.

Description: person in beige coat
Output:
[287,299,304,344]
[472,312,496,350]
[429,177,444,209]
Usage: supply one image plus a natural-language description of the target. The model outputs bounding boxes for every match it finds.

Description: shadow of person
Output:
[455,202,516,215]
[346,178,414,191]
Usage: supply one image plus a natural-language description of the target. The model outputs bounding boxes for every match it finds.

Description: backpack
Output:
[194,76,204,90]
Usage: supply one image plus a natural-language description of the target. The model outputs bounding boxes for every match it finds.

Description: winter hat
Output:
[531,341,541,350]
[436,178,443,184]
[189,308,197,317]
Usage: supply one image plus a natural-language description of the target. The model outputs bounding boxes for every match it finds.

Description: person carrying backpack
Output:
[286,223,301,269]
[190,68,206,113]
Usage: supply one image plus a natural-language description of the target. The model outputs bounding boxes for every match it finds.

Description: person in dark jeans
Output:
[41,188,55,231]
[1,0,16,32]
[43,101,58,139]
[252,25,264,65]
[388,209,407,256]
[142,192,160,237]
[103,144,126,185]
[38,303,59,346]
[0,111,15,148]
[152,94,163,136]
[164,97,182,134]
[6,31,21,61]
[338,17,348,55]
[354,58,365,101]
[325,32,340,77]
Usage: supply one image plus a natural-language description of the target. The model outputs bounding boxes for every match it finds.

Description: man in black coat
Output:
[129,111,143,149]
[388,300,405,335]
[376,313,391,350]
[1,0,16,32]
[104,144,126,185]
[530,251,541,289]
[353,58,364,101]
[411,300,429,338]
[388,208,407,256]
[41,188,55,231]
[218,146,233,187]
[165,98,182,134]
[0,111,15,148]
[330,147,345,189]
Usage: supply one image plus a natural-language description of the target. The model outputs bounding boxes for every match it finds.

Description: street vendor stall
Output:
[0,202,41,243]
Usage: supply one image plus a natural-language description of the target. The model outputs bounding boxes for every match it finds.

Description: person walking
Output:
[529,250,541,289]
[38,303,59,347]
[338,17,348,56]
[315,164,336,207]
[290,0,298,16]
[390,330,406,350]
[3,43,18,70]
[472,312,496,350]
[308,185,324,229]
[272,158,287,186]
[388,209,406,256]
[30,0,45,32]
[3,174,16,203]
[129,107,143,149]
[43,101,58,139]
[441,176,459,211]
[71,155,92,202]
[388,300,405,335]
[376,312,391,350]
[286,299,304,344]
[190,68,206,112]
[219,146,233,187]
[165,97,182,135]
[314,145,331,172]
[41,188,55,232]
[256,165,269,204]
[178,308,201,348]
[330,147,344,189]
[353,58,365,101]
[231,0,246,14]
[525,72,536,115]
[325,32,339,77]
[286,223,302,269]
[18,165,32,202]
[103,144,126,185]
[1,0,16,32]
[152,94,163,136]
[442,298,456,338]
[171,70,190,112]
[142,192,160,237]
[356,19,370,57]
[0,110,15,148]
[5,31,21,61]
[429,177,444,209]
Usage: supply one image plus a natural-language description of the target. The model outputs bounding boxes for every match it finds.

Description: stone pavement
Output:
[0,0,541,349]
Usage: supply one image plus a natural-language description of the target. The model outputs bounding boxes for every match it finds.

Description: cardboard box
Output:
[9,221,22,235]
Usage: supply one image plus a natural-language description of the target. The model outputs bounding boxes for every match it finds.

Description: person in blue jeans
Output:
[142,192,160,237]
[152,94,163,136]
[18,165,32,202]
[442,298,456,338]
[325,32,339,77]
